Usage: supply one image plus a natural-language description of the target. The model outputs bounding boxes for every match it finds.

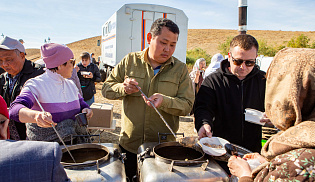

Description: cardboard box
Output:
[88,103,114,129]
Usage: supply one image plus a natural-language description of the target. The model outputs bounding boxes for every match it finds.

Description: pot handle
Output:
[137,148,151,163]
[201,159,210,171]
[168,159,209,172]
[113,148,126,163]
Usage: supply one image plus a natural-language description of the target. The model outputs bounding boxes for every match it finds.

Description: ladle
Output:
[29,88,76,163]
[177,136,202,148]
[134,84,177,139]
[75,113,93,143]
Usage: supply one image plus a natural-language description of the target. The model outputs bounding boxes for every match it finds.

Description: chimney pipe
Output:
[238,0,247,34]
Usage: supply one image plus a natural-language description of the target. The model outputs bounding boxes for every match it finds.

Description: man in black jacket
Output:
[0,36,44,140]
[194,34,269,153]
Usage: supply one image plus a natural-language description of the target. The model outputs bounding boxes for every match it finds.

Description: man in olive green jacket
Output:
[102,18,194,180]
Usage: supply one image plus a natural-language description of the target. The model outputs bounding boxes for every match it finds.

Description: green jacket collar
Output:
[141,48,174,68]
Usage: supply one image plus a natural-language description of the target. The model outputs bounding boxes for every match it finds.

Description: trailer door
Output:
[131,10,176,52]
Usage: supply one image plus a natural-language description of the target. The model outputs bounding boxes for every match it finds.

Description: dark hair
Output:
[48,61,68,72]
[150,18,179,37]
[80,52,90,60]
[230,34,259,52]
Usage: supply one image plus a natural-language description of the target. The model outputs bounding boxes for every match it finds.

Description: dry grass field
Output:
[26,29,315,62]
[187,29,315,56]
[25,29,315,143]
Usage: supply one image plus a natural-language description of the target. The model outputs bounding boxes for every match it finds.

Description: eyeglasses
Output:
[230,54,256,67]
[69,59,76,66]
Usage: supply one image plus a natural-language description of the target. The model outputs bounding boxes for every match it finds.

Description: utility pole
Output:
[238,0,247,34]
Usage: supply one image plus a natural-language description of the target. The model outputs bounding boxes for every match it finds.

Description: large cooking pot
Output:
[61,143,110,169]
[153,141,207,167]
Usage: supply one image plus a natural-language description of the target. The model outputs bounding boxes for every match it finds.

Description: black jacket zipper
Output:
[241,81,244,143]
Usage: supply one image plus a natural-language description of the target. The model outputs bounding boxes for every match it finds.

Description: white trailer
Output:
[98,3,188,81]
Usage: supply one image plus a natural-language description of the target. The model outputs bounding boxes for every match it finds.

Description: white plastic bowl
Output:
[199,137,230,156]
[245,108,265,125]
[80,71,90,76]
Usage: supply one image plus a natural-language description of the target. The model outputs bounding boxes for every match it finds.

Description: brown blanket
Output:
[251,48,315,180]
[261,48,315,160]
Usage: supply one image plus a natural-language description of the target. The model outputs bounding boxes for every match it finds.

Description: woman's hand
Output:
[82,108,93,120]
[228,155,252,178]
[243,153,267,164]
[260,113,273,127]
[34,112,56,128]
[194,70,200,83]
[74,65,80,72]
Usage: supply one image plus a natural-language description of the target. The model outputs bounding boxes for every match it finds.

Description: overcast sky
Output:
[1,0,314,49]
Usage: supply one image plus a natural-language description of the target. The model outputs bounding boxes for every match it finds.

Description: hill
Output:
[26,29,315,62]
[187,29,315,57]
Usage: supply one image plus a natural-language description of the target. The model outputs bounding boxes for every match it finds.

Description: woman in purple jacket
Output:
[10,43,93,143]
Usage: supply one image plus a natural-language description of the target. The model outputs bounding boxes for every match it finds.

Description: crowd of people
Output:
[0,18,314,182]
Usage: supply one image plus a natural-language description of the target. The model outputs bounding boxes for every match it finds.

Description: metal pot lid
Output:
[61,143,109,169]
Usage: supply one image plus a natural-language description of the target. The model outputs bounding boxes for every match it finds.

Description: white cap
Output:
[0,36,26,53]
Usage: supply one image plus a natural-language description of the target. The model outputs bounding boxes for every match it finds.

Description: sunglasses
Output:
[230,54,256,67]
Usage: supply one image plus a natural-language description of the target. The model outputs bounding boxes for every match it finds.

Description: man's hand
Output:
[228,155,252,178]
[142,93,163,108]
[82,108,93,120]
[123,77,139,95]
[0,119,9,139]
[198,124,212,139]
[34,112,56,128]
